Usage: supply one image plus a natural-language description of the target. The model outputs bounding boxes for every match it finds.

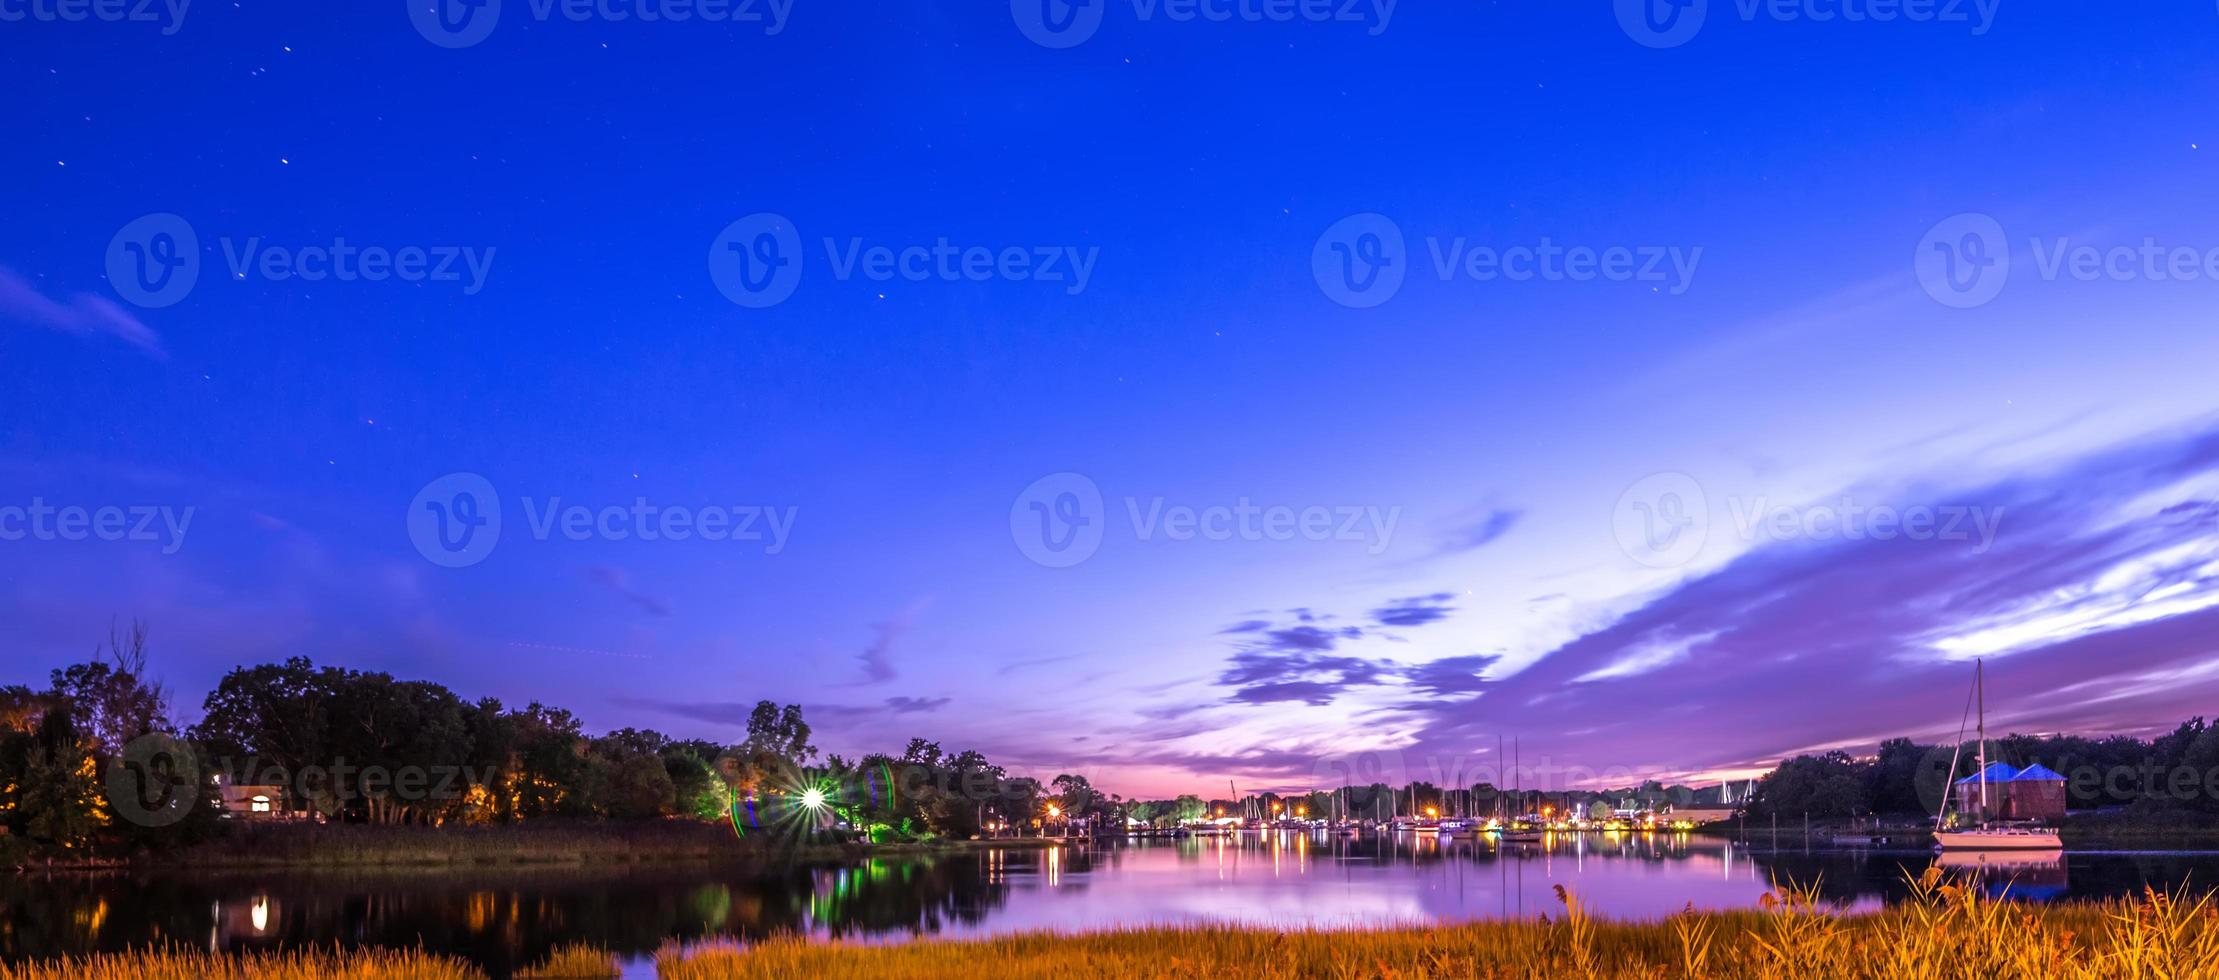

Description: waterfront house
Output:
[212,773,293,820]
[1951,762,2067,822]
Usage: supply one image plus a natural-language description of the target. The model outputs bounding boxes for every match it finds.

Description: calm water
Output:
[5,832,2215,977]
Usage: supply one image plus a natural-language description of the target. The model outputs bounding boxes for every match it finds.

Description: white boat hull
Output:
[1934,829,2063,850]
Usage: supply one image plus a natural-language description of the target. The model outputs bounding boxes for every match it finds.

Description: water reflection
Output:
[2,832,2212,977]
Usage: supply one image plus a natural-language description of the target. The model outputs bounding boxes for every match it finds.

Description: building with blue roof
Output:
[1953,759,2067,822]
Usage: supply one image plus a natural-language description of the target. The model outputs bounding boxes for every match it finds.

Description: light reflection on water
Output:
[1,831,2208,978]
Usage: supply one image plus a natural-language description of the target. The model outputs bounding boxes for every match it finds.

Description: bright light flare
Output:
[801,788,826,809]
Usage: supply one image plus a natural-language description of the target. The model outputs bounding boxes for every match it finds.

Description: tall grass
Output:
[658,869,2219,979]
[518,943,620,978]
[0,947,480,980]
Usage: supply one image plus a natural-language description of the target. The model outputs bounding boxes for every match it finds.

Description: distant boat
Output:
[1934,826,2062,850]
[1934,659,2063,851]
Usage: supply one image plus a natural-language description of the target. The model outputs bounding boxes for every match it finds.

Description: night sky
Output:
[6,2,2219,797]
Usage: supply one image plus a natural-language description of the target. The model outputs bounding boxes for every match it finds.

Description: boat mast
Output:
[1934,661,1977,833]
[1976,658,1988,819]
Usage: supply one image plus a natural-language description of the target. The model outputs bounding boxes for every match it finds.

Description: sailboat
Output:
[1501,736,1544,843]
[1933,659,2063,851]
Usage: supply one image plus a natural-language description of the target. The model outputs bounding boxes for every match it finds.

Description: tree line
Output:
[1745,722,2219,822]
[0,628,1128,858]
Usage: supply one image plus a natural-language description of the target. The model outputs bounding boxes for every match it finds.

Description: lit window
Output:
[251,795,272,813]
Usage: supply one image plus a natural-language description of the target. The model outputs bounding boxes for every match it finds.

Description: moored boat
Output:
[1933,826,2063,850]
[1934,659,2063,852]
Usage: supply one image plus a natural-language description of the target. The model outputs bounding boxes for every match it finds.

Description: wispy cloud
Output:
[805,696,954,722]
[1372,593,1456,628]
[582,565,671,616]
[1386,422,2219,781]
[1408,507,1523,563]
[997,654,1080,676]
[0,267,162,356]
[855,599,931,685]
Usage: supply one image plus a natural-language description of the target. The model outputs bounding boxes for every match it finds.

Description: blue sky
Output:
[6,2,2219,796]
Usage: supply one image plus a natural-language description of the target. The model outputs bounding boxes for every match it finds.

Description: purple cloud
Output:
[582,565,671,617]
[1388,424,2219,783]
[0,267,163,356]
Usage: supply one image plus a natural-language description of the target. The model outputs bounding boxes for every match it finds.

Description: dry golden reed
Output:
[657,871,2219,980]
[0,946,480,980]
[9,872,2218,980]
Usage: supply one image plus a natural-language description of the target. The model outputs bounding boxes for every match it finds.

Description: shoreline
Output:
[3,822,1075,874]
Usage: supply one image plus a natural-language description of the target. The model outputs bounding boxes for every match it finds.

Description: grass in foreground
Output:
[9,871,2216,979]
[0,944,621,980]
[660,871,2219,979]
[0,947,480,980]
